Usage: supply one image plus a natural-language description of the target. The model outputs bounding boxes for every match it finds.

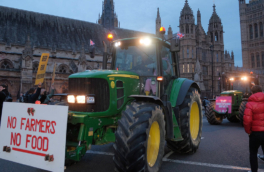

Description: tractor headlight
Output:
[67,95,75,103]
[76,95,86,104]
[87,96,95,104]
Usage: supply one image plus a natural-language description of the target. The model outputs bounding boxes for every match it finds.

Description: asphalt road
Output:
[1,115,264,172]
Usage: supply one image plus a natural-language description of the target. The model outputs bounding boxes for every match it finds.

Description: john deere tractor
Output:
[65,33,203,171]
[205,74,258,125]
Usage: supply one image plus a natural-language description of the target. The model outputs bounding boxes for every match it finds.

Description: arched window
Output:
[260,22,263,37]
[215,32,218,41]
[255,23,258,38]
[251,54,255,68]
[249,25,253,39]
[256,53,260,67]
[0,60,13,69]
[186,25,189,34]
[262,52,264,67]
[57,64,70,74]
[33,62,39,73]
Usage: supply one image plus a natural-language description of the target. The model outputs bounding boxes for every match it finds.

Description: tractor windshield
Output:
[232,80,251,93]
[114,42,157,76]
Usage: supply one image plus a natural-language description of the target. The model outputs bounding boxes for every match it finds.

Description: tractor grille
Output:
[68,78,110,112]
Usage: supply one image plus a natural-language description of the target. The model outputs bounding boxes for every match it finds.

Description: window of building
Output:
[33,62,38,73]
[215,32,218,41]
[216,53,219,62]
[186,25,189,34]
[183,64,185,73]
[0,60,12,69]
[260,22,263,37]
[192,64,195,73]
[202,50,206,61]
[203,66,208,75]
[192,49,194,58]
[251,54,255,68]
[187,48,189,58]
[262,52,264,67]
[250,25,253,39]
[255,23,258,38]
[182,47,184,58]
[187,64,190,73]
[257,53,260,67]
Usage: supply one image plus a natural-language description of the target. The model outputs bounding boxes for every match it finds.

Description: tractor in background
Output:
[65,28,203,172]
[205,73,258,125]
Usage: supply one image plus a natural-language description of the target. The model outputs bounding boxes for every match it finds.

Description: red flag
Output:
[90,39,95,46]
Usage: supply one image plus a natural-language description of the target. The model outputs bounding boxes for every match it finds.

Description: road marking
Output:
[86,150,255,171]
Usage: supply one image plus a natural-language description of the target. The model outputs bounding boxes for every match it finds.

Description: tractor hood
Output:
[221,90,243,95]
[69,70,139,79]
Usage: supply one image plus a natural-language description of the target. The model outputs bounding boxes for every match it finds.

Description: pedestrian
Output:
[243,85,264,172]
[202,97,208,111]
[0,84,9,125]
[24,82,42,103]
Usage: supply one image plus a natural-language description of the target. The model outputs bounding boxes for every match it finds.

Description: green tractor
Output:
[205,75,258,125]
[65,35,203,171]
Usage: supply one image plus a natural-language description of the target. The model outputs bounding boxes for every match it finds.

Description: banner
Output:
[35,53,50,85]
[215,96,232,113]
[0,102,68,172]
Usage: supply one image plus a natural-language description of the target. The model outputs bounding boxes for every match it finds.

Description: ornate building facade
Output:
[0,1,148,100]
[157,0,235,97]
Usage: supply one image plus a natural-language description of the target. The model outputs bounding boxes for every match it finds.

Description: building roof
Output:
[180,0,193,16]
[209,4,221,24]
[0,5,152,54]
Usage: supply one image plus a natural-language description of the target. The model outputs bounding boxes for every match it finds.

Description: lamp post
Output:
[210,44,214,98]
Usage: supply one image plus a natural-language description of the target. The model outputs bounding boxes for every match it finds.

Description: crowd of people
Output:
[0,82,56,126]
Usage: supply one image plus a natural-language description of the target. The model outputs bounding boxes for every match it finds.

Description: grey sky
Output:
[0,0,243,66]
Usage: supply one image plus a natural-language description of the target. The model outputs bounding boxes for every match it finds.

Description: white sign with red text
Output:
[0,102,68,172]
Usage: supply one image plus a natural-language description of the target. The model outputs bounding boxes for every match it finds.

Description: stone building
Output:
[0,1,150,100]
[238,0,264,88]
[157,0,235,97]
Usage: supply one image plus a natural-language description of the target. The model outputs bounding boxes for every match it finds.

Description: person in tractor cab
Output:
[243,85,264,172]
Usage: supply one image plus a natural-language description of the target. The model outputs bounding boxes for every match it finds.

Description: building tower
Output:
[97,0,119,30]
[156,8,161,37]
[168,25,173,40]
[179,0,195,36]
[238,0,249,68]
[208,4,223,45]
[197,9,201,26]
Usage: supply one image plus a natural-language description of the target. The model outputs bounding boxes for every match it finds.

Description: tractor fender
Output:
[129,95,174,140]
[170,78,201,107]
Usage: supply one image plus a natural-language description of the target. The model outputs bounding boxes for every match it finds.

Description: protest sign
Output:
[215,96,232,113]
[0,102,68,172]
[35,53,49,85]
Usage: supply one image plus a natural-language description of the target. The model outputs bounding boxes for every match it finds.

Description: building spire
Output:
[213,4,216,12]
[157,8,160,18]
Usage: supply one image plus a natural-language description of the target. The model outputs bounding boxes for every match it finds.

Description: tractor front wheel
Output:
[238,101,247,126]
[205,101,223,125]
[113,102,166,172]
[167,87,203,154]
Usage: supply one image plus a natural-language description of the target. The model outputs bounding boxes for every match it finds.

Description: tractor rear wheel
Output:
[113,102,166,172]
[205,101,223,125]
[238,101,247,126]
[167,87,203,154]
[227,115,239,123]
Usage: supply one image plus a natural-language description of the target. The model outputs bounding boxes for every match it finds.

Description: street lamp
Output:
[210,44,214,98]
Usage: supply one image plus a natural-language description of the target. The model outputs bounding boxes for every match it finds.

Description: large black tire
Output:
[227,115,240,123]
[113,102,166,172]
[205,101,223,125]
[167,87,203,154]
[238,101,247,126]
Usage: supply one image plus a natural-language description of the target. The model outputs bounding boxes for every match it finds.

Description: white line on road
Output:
[86,150,255,171]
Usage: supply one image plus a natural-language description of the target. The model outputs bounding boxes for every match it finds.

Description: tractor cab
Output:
[111,37,178,98]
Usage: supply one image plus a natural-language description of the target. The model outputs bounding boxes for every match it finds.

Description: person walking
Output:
[0,84,9,125]
[243,85,264,172]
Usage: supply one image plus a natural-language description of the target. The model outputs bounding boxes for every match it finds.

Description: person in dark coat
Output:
[0,84,9,123]
[25,82,42,104]
[243,85,264,172]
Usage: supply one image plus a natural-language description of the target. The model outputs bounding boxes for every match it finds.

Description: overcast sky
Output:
[0,0,244,66]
